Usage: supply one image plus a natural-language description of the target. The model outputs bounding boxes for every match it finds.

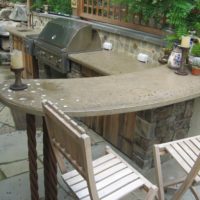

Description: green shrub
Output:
[191,43,200,57]
[47,0,71,14]
[32,0,72,15]
[112,0,200,47]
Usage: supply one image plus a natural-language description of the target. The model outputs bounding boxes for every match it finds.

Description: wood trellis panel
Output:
[79,0,165,35]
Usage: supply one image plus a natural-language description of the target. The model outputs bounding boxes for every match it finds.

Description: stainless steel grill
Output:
[34,18,101,78]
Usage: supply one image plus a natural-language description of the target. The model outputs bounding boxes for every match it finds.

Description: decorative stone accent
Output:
[133,99,194,169]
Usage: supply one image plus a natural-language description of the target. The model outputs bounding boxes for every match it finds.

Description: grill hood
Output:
[38,18,98,52]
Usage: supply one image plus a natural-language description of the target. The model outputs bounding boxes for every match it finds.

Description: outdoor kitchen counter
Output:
[69,51,160,75]
[0,66,200,117]
[6,27,41,38]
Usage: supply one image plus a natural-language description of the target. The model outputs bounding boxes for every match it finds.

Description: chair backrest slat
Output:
[42,100,94,181]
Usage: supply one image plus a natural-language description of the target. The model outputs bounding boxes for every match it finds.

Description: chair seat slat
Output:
[178,141,198,162]
[96,169,136,191]
[77,172,142,199]
[93,153,116,167]
[191,138,200,150]
[97,174,141,199]
[67,173,84,186]
[62,169,78,180]
[70,163,128,192]
[94,158,121,174]
[95,163,127,182]
[184,140,200,156]
[101,179,144,200]
[62,153,116,181]
[166,145,191,174]
[171,143,195,167]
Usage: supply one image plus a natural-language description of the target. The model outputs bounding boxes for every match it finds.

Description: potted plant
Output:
[189,43,200,75]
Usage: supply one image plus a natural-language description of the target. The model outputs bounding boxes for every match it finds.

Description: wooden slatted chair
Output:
[42,100,158,200]
[153,135,200,200]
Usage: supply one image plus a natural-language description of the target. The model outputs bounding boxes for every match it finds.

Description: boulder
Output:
[0,7,13,20]
[9,4,27,22]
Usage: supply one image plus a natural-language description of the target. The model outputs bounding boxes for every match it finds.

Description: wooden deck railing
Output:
[78,0,165,35]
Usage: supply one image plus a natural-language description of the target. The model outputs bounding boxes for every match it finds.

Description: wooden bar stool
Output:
[42,100,158,200]
[153,135,200,200]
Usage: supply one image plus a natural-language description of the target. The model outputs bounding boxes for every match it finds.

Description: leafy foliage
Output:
[47,0,72,14]
[191,43,200,57]
[113,0,200,46]
[32,0,72,14]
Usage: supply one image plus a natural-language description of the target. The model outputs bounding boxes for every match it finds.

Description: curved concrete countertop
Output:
[0,66,200,117]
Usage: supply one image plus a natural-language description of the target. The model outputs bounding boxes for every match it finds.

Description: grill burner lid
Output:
[38,18,93,52]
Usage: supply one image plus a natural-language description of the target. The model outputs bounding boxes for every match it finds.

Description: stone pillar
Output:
[133,100,194,169]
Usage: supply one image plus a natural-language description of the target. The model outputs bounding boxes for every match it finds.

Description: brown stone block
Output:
[134,135,159,151]
[137,104,174,123]
[135,115,156,139]
[136,111,146,119]
[174,118,191,130]
[173,102,186,115]
[175,113,185,120]
[173,128,189,140]
[133,143,154,159]
[153,105,173,121]
[184,100,194,118]
[132,152,153,169]
[155,124,174,139]
[157,116,175,127]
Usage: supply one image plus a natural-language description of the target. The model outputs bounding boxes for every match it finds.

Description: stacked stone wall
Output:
[133,100,194,169]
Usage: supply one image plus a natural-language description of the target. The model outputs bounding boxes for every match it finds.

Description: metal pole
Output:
[27,0,31,28]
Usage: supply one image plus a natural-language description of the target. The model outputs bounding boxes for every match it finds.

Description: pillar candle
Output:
[11,50,23,69]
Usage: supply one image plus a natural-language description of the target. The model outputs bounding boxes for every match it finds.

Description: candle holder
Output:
[10,68,28,91]
[175,46,189,76]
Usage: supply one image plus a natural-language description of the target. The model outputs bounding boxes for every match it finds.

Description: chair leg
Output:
[145,187,158,200]
[172,154,200,200]
[191,186,200,200]
[153,146,165,200]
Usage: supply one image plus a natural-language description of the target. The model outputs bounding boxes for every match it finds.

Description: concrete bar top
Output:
[0,66,200,117]
[69,51,160,75]
[6,27,41,38]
